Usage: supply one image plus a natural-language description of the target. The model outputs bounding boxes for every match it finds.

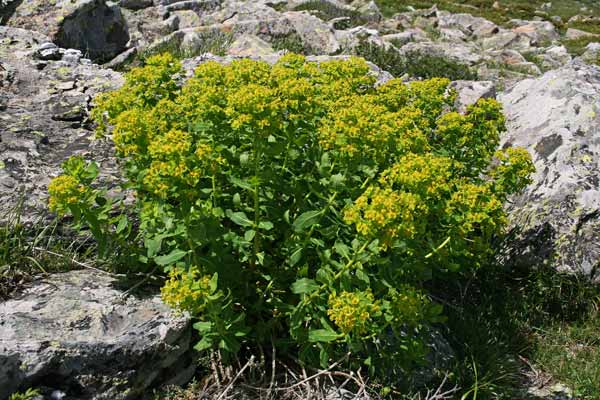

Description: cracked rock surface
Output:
[0,270,193,400]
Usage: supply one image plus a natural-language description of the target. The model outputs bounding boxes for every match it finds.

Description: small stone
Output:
[55,81,76,91]
[566,28,600,40]
[50,390,66,400]
[36,44,63,61]
[61,48,83,65]
[38,42,58,51]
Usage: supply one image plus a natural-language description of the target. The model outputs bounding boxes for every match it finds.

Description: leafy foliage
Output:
[50,53,533,380]
[353,40,478,80]
[9,388,41,400]
[293,1,369,28]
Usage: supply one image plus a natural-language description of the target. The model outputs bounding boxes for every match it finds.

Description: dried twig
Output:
[215,355,255,400]
[424,374,459,400]
[242,352,351,392]
[32,246,119,276]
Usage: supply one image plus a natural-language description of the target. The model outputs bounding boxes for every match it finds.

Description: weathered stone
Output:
[104,47,138,70]
[164,0,220,13]
[499,60,600,279]
[399,41,483,65]
[120,0,154,10]
[581,42,600,64]
[0,270,193,399]
[541,45,571,70]
[228,34,275,56]
[450,80,496,112]
[349,0,381,22]
[510,19,559,45]
[565,28,600,40]
[7,0,129,62]
[0,26,124,222]
[437,11,499,39]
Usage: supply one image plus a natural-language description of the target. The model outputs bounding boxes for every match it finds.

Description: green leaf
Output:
[145,236,162,258]
[356,268,370,285]
[258,221,274,230]
[209,273,219,292]
[154,248,187,266]
[292,210,322,233]
[244,229,256,242]
[308,329,341,343]
[194,336,213,351]
[334,241,350,260]
[291,278,319,294]
[230,176,254,191]
[116,215,128,234]
[289,247,303,266]
[193,321,213,333]
[227,210,254,227]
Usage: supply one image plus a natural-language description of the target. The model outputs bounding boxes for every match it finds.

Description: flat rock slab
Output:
[0,270,193,399]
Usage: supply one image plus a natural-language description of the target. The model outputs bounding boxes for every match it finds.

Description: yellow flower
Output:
[161,266,213,315]
[327,290,380,334]
[48,175,85,213]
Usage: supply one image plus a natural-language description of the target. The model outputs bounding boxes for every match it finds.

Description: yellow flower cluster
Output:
[226,83,281,132]
[385,286,431,327]
[490,147,535,194]
[327,290,380,334]
[48,175,85,213]
[148,129,192,159]
[161,266,212,315]
[445,182,506,237]
[344,186,425,248]
[378,153,455,198]
[319,96,431,160]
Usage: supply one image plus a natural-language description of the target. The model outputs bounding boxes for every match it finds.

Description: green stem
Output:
[305,240,372,303]
[251,141,261,269]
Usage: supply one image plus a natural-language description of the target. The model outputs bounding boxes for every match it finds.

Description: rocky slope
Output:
[1,0,599,398]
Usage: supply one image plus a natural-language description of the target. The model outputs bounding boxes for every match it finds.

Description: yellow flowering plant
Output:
[48,53,534,381]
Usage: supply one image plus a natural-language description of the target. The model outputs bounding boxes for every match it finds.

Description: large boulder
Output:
[0,26,124,222]
[0,270,194,399]
[6,0,129,62]
[499,61,600,279]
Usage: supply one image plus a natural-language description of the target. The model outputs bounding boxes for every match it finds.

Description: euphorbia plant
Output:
[49,53,534,379]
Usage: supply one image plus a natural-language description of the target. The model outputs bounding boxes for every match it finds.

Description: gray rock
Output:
[499,60,600,279]
[120,0,154,10]
[510,19,559,45]
[0,270,193,400]
[228,34,275,57]
[0,26,124,222]
[437,11,499,39]
[164,0,220,13]
[380,30,428,46]
[541,45,571,70]
[450,80,496,112]
[565,28,600,40]
[6,0,129,62]
[581,42,600,64]
[399,41,483,65]
[104,47,138,70]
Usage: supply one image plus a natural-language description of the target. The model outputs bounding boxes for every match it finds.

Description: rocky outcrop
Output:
[499,61,600,279]
[6,0,129,62]
[0,27,123,222]
[0,270,193,399]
